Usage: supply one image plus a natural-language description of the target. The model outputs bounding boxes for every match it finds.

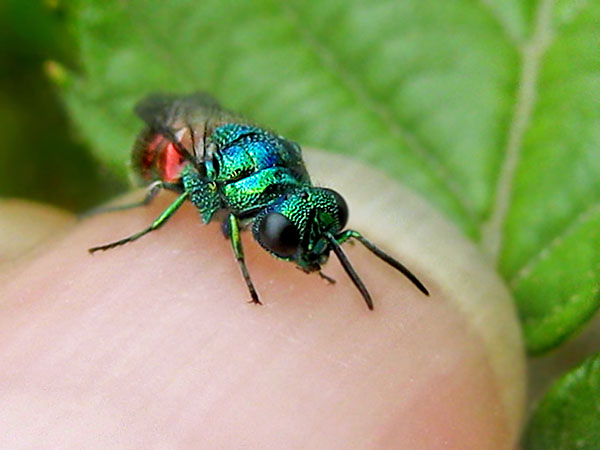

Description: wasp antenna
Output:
[326,234,374,310]
[349,232,429,296]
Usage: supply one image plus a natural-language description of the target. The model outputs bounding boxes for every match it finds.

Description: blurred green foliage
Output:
[524,352,600,450]
[0,0,124,211]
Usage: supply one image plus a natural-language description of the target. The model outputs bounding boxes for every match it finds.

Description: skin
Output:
[0,154,524,449]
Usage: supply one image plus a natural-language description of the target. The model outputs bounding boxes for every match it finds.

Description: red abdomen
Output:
[132,129,188,183]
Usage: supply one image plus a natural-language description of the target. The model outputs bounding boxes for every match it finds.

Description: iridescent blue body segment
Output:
[211,124,309,183]
[90,92,429,309]
[182,123,311,222]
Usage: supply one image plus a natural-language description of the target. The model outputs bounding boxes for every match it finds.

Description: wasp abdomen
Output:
[132,129,188,183]
[222,167,307,215]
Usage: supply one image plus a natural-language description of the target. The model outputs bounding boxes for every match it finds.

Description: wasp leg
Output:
[227,213,262,305]
[88,192,188,253]
[82,181,182,218]
[318,271,336,284]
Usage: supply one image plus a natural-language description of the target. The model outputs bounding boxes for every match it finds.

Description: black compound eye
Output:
[324,189,348,229]
[258,212,300,257]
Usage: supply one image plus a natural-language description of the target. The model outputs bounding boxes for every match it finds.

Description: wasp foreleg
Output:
[227,213,262,305]
[318,271,337,284]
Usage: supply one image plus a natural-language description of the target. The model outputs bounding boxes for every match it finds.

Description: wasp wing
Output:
[132,92,249,183]
[135,92,221,125]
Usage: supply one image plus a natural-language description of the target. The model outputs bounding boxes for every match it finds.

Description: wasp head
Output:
[252,185,429,310]
[252,187,348,273]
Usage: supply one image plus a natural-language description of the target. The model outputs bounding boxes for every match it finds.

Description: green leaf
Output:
[498,0,600,353]
[523,352,600,449]
[0,0,125,210]
[60,0,600,352]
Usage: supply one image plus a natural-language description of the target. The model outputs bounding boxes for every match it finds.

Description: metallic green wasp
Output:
[89,93,429,309]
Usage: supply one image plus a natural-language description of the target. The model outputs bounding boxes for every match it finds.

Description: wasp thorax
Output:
[257,212,300,258]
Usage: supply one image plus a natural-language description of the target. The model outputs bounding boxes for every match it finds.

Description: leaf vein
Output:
[510,200,600,287]
[480,0,555,262]
[523,284,600,329]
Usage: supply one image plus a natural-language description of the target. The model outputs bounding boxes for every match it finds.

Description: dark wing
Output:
[131,92,249,183]
[134,92,223,125]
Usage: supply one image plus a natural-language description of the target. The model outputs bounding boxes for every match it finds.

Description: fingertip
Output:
[0,150,525,448]
[1,195,514,448]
